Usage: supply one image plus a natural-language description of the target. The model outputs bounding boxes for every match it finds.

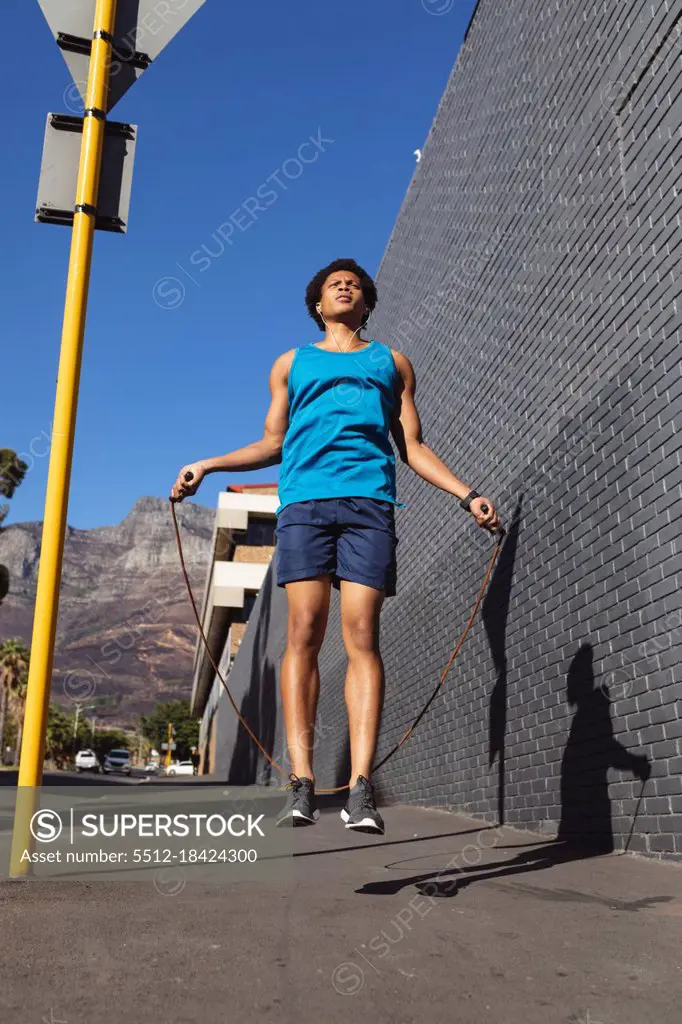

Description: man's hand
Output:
[170,462,207,502]
[469,496,503,534]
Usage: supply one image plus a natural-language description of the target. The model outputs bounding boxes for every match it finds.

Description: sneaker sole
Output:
[340,808,384,835]
[276,809,319,827]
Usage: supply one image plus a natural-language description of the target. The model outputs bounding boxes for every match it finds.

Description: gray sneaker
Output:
[276,775,319,827]
[340,776,385,835]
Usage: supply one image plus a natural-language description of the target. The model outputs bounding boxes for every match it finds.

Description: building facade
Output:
[191,484,278,774]
[197,0,682,858]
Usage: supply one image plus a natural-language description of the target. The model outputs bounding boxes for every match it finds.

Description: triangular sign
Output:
[37,0,207,112]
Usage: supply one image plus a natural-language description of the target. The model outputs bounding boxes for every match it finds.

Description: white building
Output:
[190,483,279,773]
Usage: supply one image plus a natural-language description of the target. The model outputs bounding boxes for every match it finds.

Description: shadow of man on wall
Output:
[357,642,652,898]
[484,495,523,825]
[558,642,650,854]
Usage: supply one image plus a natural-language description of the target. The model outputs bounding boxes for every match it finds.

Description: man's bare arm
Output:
[170,350,294,501]
[389,348,501,531]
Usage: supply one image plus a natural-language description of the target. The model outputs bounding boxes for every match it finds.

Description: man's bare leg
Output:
[280,575,332,782]
[339,580,386,787]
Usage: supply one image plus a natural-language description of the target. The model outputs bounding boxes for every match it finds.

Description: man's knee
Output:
[287,608,326,652]
[342,616,379,654]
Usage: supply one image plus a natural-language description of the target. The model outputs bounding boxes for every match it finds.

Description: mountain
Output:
[0,497,215,726]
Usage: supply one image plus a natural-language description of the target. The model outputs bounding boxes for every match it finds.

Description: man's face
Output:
[319,270,367,324]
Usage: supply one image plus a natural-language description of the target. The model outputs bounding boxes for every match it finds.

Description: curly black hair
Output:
[305,258,378,332]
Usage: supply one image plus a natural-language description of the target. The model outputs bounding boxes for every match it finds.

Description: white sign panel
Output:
[37,0,207,111]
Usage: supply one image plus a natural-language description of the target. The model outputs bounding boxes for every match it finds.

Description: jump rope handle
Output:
[170,470,196,503]
[480,502,505,537]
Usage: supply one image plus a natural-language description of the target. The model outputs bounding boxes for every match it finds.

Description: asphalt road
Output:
[1,787,681,1024]
[0,769,212,786]
[0,770,145,786]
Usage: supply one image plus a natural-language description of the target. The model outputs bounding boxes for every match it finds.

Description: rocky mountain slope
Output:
[0,497,215,726]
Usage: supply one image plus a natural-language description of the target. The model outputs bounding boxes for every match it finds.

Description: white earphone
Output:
[315,300,369,351]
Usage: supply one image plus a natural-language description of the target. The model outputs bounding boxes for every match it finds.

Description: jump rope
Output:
[171,471,505,794]
[172,489,648,852]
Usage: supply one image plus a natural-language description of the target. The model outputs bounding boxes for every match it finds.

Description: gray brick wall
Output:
[212,0,682,858]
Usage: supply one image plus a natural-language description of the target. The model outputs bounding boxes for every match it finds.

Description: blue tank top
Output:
[275,339,409,515]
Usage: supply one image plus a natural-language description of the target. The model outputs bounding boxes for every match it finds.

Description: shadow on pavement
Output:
[356,837,671,903]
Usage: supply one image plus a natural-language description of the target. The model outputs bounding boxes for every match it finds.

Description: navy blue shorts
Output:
[275,497,398,597]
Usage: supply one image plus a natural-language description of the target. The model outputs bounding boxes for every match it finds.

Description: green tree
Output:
[0,449,28,607]
[45,704,73,769]
[0,449,28,529]
[0,640,29,765]
[140,700,199,760]
[9,668,28,766]
[91,729,131,761]
[42,708,127,769]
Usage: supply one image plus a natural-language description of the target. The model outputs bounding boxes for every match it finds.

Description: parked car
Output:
[144,762,160,774]
[75,749,100,773]
[165,760,195,777]
[102,748,132,775]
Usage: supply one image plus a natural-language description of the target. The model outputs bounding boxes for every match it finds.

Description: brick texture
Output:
[213,0,682,859]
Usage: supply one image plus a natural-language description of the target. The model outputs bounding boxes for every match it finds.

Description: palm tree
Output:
[9,670,28,765]
[0,639,30,765]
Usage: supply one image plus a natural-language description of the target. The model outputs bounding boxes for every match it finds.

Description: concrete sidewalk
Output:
[1,801,680,1024]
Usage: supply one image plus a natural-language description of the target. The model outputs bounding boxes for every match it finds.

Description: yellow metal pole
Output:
[10,0,118,878]
[165,723,174,768]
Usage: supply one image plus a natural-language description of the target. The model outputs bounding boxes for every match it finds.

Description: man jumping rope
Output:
[171,258,502,835]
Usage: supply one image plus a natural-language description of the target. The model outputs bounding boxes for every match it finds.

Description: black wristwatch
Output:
[459,489,480,512]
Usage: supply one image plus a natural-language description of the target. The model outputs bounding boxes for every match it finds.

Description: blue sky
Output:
[2,0,476,529]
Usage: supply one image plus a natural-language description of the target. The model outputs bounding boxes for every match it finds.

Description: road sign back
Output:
[37,0,207,112]
[36,114,137,233]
